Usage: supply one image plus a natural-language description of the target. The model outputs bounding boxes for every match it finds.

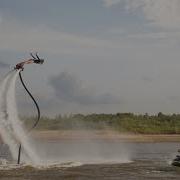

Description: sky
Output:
[1,0,180,116]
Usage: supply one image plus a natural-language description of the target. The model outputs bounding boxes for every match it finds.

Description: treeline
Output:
[22,112,180,134]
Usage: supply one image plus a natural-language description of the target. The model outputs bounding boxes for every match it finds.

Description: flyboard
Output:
[14,53,44,164]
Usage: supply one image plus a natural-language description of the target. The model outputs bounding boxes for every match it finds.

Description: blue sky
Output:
[1,0,180,116]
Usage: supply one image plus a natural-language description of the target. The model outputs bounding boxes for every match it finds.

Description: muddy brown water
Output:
[1,141,180,179]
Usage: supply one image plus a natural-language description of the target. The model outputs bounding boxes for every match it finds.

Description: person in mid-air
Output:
[14,53,44,71]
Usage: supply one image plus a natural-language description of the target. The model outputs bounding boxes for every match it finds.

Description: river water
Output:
[0,141,180,179]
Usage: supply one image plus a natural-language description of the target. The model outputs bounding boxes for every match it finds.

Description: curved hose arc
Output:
[17,71,40,164]
[19,71,40,131]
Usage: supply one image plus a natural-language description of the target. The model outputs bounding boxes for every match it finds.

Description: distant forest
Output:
[22,113,180,134]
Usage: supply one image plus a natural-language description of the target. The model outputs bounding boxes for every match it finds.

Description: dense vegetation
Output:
[22,112,180,134]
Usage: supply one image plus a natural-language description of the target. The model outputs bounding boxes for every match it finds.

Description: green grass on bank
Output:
[22,113,180,134]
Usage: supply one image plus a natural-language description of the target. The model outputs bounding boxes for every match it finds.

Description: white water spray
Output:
[0,70,39,164]
[0,71,19,160]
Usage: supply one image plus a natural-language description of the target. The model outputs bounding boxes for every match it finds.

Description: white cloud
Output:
[103,0,180,28]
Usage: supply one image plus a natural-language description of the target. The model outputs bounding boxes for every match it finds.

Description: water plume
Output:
[0,70,39,164]
[0,71,19,160]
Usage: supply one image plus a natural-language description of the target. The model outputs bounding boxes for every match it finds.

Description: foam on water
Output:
[0,158,82,170]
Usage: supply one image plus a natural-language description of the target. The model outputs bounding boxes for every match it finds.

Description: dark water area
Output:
[1,141,180,179]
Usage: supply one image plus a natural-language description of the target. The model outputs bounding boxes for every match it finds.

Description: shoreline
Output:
[31,130,180,143]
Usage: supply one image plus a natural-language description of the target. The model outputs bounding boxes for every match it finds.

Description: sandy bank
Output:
[31,130,180,143]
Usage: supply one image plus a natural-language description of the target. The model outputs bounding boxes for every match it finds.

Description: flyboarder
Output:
[14,53,44,71]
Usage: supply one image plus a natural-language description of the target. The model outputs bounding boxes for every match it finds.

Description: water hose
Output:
[17,70,41,164]
[19,71,40,130]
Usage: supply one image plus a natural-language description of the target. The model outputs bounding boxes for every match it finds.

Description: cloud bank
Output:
[49,72,121,105]
[103,0,180,28]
